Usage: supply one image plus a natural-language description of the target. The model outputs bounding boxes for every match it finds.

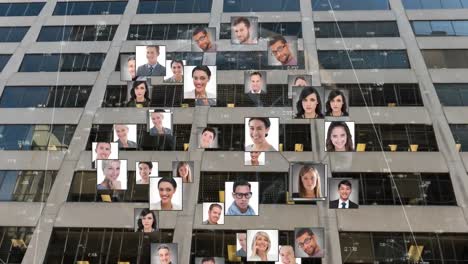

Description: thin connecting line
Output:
[325,0,420,261]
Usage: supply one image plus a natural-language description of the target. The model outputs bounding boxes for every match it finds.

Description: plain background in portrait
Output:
[91,142,118,162]
[291,86,325,119]
[244,117,279,151]
[164,60,187,82]
[288,75,313,98]
[294,228,325,258]
[324,121,355,152]
[113,124,137,144]
[149,177,183,211]
[135,45,166,72]
[225,181,259,216]
[197,127,219,149]
[127,78,153,102]
[290,163,327,201]
[236,233,247,252]
[195,257,225,264]
[147,109,173,133]
[268,36,298,66]
[120,54,136,81]
[324,89,350,117]
[96,159,128,190]
[328,178,359,207]
[244,151,265,166]
[231,16,259,45]
[183,65,217,99]
[151,243,178,264]
[275,245,302,264]
[192,27,216,52]
[246,229,279,262]
[202,202,225,225]
[244,70,267,94]
[135,161,159,183]
[134,208,159,232]
[172,161,195,181]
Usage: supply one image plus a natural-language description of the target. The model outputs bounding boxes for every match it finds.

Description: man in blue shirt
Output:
[226,180,256,215]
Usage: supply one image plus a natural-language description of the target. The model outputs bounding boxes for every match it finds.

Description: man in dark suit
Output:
[136,45,166,76]
[247,71,266,94]
[329,179,359,209]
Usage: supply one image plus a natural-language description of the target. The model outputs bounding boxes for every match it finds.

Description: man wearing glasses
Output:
[268,35,297,66]
[226,180,256,215]
[192,27,217,52]
[295,228,324,258]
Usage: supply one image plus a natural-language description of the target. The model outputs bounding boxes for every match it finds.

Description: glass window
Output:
[0,86,49,108]
[402,0,423,9]
[127,24,208,40]
[0,125,33,150]
[423,49,468,68]
[0,55,11,72]
[435,84,465,106]
[53,1,127,15]
[312,0,389,10]
[318,50,409,69]
[412,21,433,35]
[0,3,45,16]
[224,0,299,12]
[19,53,105,72]
[442,0,463,8]
[421,0,443,8]
[0,27,29,42]
[38,25,117,42]
[453,21,468,36]
[137,0,213,13]
[430,21,455,35]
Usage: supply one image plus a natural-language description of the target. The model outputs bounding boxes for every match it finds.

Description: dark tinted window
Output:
[38,25,118,41]
[435,83,468,106]
[0,55,11,72]
[0,125,76,150]
[53,1,127,15]
[0,3,45,16]
[19,53,106,72]
[0,227,34,263]
[127,24,208,40]
[312,0,390,10]
[422,49,468,68]
[315,21,399,38]
[220,22,303,39]
[402,0,468,9]
[137,0,212,13]
[217,51,305,70]
[0,27,29,42]
[223,0,300,12]
[318,50,410,69]
[0,171,57,202]
[451,124,468,151]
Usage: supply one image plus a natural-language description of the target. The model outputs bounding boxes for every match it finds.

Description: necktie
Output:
[341,202,346,209]
[149,65,154,75]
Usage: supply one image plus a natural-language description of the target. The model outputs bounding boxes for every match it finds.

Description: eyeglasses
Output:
[297,236,312,248]
[271,44,286,56]
[233,192,252,199]
[194,35,207,43]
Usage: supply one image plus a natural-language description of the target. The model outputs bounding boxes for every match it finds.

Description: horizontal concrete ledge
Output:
[460,153,468,170]
[429,69,468,83]
[444,107,468,124]
[337,206,468,232]
[44,15,123,26]
[0,151,65,170]
[320,69,417,84]
[349,107,431,124]
[0,202,44,226]
[0,108,82,124]
[417,37,468,50]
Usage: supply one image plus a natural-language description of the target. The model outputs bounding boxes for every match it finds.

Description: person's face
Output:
[135,83,146,100]
[171,62,183,77]
[104,162,120,181]
[338,184,352,201]
[139,163,151,180]
[178,164,188,177]
[238,233,247,250]
[151,113,163,127]
[233,185,251,211]
[296,233,318,256]
[95,143,111,159]
[158,182,175,204]
[202,261,215,264]
[270,40,292,64]
[294,79,307,86]
[234,22,250,43]
[249,75,262,92]
[193,31,211,51]
[330,126,347,151]
[193,70,210,94]
[301,170,317,192]
[250,151,260,161]
[142,213,154,229]
[302,93,318,115]
[254,235,269,254]
[158,248,171,264]
[201,131,214,148]
[208,206,222,224]
[249,120,269,145]
[115,125,128,140]
[146,47,159,65]
[279,248,294,264]
[127,59,136,79]
[330,95,344,114]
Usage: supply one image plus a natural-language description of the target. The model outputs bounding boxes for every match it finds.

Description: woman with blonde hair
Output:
[97,160,122,190]
[279,245,296,264]
[298,165,322,199]
[176,161,192,183]
[249,231,275,261]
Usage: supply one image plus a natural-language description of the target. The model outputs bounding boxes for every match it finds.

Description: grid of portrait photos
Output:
[105,16,362,264]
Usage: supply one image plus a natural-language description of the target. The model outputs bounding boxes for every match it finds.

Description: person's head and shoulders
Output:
[295,228,324,258]
[325,121,354,152]
[232,17,257,45]
[293,165,322,200]
[226,180,256,216]
[136,45,166,76]
[202,203,222,225]
[325,89,349,117]
[193,27,217,52]
[200,257,216,264]
[114,124,137,149]
[329,179,358,209]
[156,244,173,264]
[126,55,137,81]
[199,127,216,149]
[247,71,266,95]
[176,161,193,183]
[185,65,216,106]
[164,60,184,83]
[268,35,297,66]
[92,142,112,168]
[245,117,277,152]
[149,110,173,136]
[295,86,324,119]
[136,161,153,184]
[249,231,275,261]
[97,159,122,190]
[236,233,247,257]
[154,177,181,211]
[137,208,157,233]
[126,81,151,107]
[246,151,262,166]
